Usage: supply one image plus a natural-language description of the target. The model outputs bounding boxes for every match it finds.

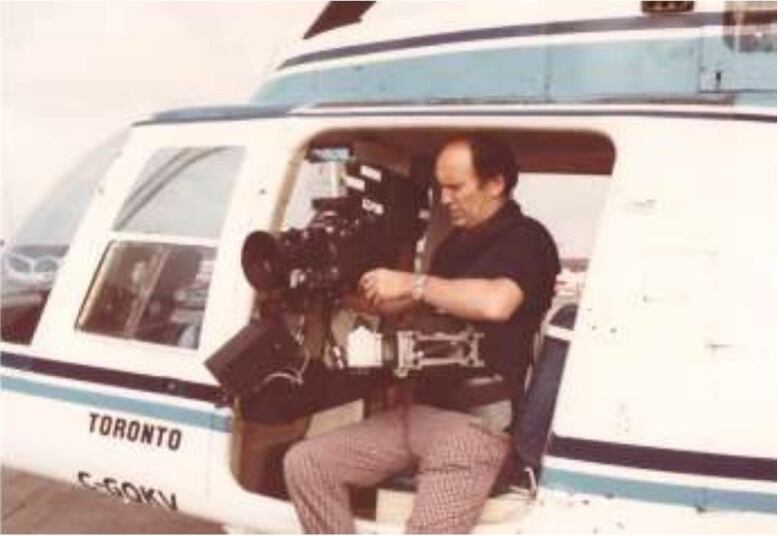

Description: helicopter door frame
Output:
[202,110,621,531]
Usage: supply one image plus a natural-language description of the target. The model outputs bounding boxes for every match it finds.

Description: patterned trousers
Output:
[283,404,510,533]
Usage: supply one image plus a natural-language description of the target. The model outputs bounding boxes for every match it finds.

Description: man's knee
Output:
[283,441,319,486]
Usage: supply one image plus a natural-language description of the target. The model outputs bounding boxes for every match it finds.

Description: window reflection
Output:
[78,242,214,349]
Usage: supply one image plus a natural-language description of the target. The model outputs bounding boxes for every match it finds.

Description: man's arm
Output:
[359,268,524,322]
[344,292,419,317]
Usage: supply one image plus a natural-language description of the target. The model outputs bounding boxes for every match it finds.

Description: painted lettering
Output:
[121,482,142,504]
[127,420,140,441]
[88,413,100,433]
[158,491,178,511]
[113,417,127,439]
[103,478,122,499]
[76,471,178,511]
[78,471,93,488]
[86,411,184,452]
[139,485,161,507]
[140,423,155,444]
[168,429,182,451]
[99,415,112,435]
[155,426,168,447]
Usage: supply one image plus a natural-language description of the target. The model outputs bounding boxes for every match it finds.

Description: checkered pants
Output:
[283,404,510,533]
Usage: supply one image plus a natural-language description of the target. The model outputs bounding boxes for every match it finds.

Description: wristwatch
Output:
[412,274,428,302]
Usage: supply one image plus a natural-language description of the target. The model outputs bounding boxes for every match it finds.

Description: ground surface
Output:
[1,467,223,534]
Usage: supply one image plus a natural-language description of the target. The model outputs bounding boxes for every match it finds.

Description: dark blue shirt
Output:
[422,200,561,398]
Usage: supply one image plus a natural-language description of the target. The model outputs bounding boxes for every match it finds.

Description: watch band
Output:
[412,274,428,301]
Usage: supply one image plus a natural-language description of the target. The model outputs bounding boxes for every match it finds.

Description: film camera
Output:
[206,153,484,421]
[241,160,427,307]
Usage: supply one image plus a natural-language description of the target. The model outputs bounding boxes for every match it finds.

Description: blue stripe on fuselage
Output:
[2,370,775,516]
[279,12,728,69]
[253,36,776,108]
[0,374,231,433]
[542,466,777,515]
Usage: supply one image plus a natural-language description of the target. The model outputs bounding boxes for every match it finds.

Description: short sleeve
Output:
[482,230,540,293]
[475,225,557,312]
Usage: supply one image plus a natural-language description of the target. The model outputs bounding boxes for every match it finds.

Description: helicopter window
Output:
[723,2,776,53]
[284,156,350,230]
[113,146,244,239]
[1,130,129,345]
[514,174,609,261]
[76,241,214,349]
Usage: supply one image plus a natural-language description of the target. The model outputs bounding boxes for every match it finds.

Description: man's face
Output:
[435,140,504,229]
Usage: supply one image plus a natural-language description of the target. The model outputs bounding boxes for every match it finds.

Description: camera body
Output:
[241,161,429,308]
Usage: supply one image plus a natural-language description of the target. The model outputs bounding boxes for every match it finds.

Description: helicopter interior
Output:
[230,126,616,520]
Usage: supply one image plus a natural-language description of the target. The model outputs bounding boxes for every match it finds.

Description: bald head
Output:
[440,134,517,195]
[434,136,513,228]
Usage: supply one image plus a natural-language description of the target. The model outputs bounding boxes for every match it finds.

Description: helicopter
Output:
[1,1,775,532]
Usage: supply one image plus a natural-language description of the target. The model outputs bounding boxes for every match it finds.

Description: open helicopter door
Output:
[526,113,777,532]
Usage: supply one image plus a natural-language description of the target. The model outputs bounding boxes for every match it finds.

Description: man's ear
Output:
[486,175,506,198]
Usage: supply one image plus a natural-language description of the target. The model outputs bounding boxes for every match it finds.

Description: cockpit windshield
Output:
[1,130,129,343]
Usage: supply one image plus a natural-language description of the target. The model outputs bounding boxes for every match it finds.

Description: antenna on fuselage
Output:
[303,1,375,39]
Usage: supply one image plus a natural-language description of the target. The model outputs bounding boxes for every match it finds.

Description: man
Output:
[283,134,560,533]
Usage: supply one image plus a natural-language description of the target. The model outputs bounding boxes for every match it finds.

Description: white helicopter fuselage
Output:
[1,2,775,533]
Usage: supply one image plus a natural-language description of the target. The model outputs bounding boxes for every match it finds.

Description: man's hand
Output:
[359,268,413,306]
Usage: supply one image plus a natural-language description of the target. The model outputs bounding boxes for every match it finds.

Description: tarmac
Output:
[1,467,223,534]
